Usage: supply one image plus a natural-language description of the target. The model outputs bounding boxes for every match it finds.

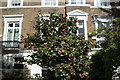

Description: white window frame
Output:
[94,0,111,7]
[93,15,113,48]
[3,15,23,41]
[42,0,58,6]
[7,0,23,7]
[67,10,88,40]
[68,0,86,6]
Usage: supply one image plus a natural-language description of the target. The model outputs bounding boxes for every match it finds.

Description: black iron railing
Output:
[2,41,19,48]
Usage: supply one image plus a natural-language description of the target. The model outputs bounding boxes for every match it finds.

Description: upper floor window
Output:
[95,0,110,7]
[42,0,58,6]
[8,0,23,7]
[69,0,86,5]
[100,0,110,6]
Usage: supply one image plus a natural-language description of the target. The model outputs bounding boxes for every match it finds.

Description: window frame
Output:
[3,15,23,42]
[67,10,88,40]
[94,0,111,7]
[42,0,58,6]
[68,0,86,5]
[93,15,113,48]
[7,0,23,7]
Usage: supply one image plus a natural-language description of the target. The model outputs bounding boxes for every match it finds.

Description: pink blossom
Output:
[58,50,61,53]
[64,67,67,69]
[30,42,33,45]
[69,62,72,64]
[33,32,36,34]
[44,43,47,45]
[62,29,65,31]
[43,37,46,38]
[62,50,65,53]
[81,76,84,78]
[76,64,79,66]
[80,56,82,58]
[84,46,86,48]
[74,57,76,60]
[72,19,74,21]
[79,74,84,78]
[60,54,64,56]
[79,74,82,77]
[51,50,53,52]
[86,72,88,75]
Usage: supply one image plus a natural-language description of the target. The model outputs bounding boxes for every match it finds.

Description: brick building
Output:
[0,0,120,78]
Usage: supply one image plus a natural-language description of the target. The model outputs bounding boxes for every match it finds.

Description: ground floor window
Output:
[93,15,113,48]
[67,10,88,40]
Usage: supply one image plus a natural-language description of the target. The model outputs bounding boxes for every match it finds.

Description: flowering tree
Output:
[23,13,93,80]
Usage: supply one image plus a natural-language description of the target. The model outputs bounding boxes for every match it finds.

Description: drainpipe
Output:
[65,0,67,18]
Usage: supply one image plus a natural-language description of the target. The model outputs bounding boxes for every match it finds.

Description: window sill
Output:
[66,4,91,7]
[90,6,120,8]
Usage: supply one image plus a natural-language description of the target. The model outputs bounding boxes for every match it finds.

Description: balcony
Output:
[1,41,20,54]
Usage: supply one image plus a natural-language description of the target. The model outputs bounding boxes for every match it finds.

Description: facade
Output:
[0,0,120,78]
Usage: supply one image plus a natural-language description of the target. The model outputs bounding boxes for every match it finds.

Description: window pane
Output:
[100,0,110,6]
[71,0,83,4]
[78,20,84,28]
[98,22,109,27]
[45,0,56,6]
[14,29,19,41]
[12,0,21,6]
[7,29,13,41]
[15,22,20,27]
[78,28,84,36]
[71,0,76,4]
[8,23,13,27]
[7,21,20,41]
[77,0,83,4]
[77,20,84,36]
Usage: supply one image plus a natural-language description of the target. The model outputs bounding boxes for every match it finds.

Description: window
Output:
[67,10,88,40]
[69,0,86,5]
[42,0,58,6]
[94,15,113,29]
[95,0,110,7]
[7,21,20,41]
[93,15,113,48]
[77,20,84,36]
[8,0,23,7]
[3,15,23,48]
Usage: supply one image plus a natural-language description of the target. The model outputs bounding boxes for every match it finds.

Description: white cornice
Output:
[3,14,24,18]
[0,6,65,9]
[67,9,88,16]
[90,6,120,8]
[0,6,120,9]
